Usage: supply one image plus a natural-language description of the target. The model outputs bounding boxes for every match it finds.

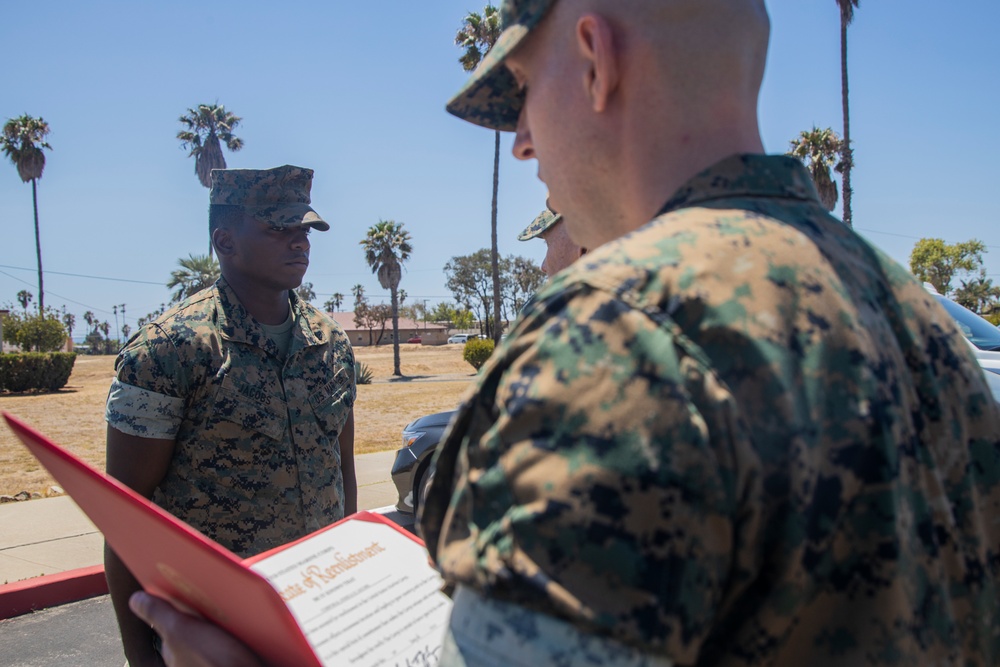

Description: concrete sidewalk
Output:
[0,449,410,587]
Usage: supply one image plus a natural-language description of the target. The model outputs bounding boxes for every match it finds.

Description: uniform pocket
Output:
[309,365,355,435]
[213,376,287,441]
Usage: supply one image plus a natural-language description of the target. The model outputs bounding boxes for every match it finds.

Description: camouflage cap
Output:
[517,203,562,241]
[209,165,330,231]
[446,0,558,131]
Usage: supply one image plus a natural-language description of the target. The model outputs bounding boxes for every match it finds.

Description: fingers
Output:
[128,591,268,667]
[128,591,173,635]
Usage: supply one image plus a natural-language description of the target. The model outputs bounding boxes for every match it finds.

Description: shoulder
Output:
[116,289,222,389]
[299,302,353,350]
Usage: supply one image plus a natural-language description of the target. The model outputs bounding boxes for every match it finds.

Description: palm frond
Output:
[177,103,244,188]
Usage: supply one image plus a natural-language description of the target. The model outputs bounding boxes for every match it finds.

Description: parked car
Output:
[391,410,456,514]
[447,333,478,344]
[406,336,422,344]
[925,284,1000,376]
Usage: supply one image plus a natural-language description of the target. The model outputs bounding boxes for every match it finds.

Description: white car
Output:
[924,283,1000,403]
[447,333,478,344]
[925,285,1000,376]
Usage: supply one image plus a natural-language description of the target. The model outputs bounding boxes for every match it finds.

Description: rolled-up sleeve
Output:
[105,378,184,439]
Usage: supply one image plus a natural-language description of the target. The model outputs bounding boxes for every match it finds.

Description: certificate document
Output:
[249,518,451,666]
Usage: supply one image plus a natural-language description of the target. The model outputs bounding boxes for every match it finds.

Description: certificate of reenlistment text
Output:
[248,518,452,667]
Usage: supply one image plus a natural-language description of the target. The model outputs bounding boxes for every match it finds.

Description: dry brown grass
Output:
[0,344,475,496]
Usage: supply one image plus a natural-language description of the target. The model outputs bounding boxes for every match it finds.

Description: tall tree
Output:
[787,127,844,212]
[360,220,413,376]
[2,115,52,313]
[502,255,546,319]
[456,5,504,343]
[445,249,495,338]
[167,254,221,303]
[295,282,317,303]
[324,292,345,312]
[16,290,33,311]
[837,0,859,228]
[177,104,244,189]
[909,238,985,296]
[953,270,1000,315]
[61,308,75,340]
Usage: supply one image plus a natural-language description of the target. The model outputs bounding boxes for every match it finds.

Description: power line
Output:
[856,228,1000,250]
[0,264,163,286]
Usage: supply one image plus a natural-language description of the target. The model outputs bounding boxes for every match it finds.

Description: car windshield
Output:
[934,295,1000,351]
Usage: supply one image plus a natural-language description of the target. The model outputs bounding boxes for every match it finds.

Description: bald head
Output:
[505,0,770,249]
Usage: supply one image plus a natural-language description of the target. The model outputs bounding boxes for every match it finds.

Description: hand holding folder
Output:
[3,412,452,667]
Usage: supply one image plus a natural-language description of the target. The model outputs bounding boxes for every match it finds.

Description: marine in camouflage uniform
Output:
[107,276,355,556]
[420,1,1000,665]
[105,165,356,667]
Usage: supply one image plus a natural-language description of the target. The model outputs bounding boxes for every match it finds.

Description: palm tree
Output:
[177,104,244,189]
[456,6,504,343]
[787,127,844,212]
[360,220,413,376]
[16,290,33,311]
[837,0,859,228]
[324,292,345,313]
[2,115,52,313]
[167,254,220,303]
[295,282,317,303]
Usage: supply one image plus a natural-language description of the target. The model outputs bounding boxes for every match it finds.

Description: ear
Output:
[212,227,236,258]
[576,14,618,113]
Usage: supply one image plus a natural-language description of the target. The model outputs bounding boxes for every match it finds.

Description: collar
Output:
[214,278,326,355]
[658,154,821,216]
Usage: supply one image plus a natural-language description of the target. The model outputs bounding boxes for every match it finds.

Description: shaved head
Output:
[507,0,771,249]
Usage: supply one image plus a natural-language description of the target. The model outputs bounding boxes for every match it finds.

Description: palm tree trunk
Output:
[490,129,502,343]
[391,286,401,376]
[840,14,853,228]
[32,178,44,313]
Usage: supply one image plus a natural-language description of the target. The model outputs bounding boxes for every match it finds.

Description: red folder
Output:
[2,412,428,667]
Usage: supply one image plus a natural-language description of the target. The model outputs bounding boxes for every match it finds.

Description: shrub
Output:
[354,361,374,385]
[986,312,1000,327]
[0,352,77,393]
[463,338,495,371]
[1,309,68,352]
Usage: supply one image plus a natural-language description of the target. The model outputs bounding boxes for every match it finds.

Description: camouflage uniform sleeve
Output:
[432,283,745,657]
[105,323,186,439]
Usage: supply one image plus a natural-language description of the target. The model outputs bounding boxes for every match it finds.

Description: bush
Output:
[0,352,77,393]
[986,312,1000,327]
[2,309,68,352]
[463,338,495,371]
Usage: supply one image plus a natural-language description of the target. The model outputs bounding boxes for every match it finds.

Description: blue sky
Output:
[2,0,998,340]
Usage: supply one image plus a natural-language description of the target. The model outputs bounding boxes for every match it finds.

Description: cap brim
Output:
[446,24,531,132]
[247,203,330,232]
[517,209,562,241]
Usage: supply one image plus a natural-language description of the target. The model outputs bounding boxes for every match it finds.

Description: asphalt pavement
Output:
[0,450,416,667]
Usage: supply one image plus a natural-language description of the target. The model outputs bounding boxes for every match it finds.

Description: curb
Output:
[0,565,107,620]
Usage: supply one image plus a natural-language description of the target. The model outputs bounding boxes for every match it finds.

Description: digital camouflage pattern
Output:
[420,154,1000,666]
[441,586,672,666]
[106,278,355,558]
[209,164,330,231]
[517,205,562,241]
[446,0,557,131]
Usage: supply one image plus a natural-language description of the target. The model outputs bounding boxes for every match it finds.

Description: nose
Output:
[290,228,310,252]
[511,110,534,161]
